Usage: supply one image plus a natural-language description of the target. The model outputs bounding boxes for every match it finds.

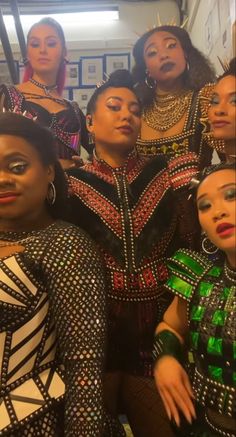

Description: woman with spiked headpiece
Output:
[0,17,91,169]
[132,20,224,169]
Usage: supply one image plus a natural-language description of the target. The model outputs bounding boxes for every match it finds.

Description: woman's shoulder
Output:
[165,249,222,300]
[43,220,100,257]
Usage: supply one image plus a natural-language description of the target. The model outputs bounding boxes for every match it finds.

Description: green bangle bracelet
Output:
[153,329,183,364]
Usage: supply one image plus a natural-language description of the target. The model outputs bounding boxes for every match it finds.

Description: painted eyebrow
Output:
[197,183,236,201]
[1,152,29,160]
[106,96,140,105]
[144,37,177,53]
[212,91,236,97]
[29,35,59,40]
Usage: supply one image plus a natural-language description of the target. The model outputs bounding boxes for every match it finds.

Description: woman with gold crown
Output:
[132,22,224,169]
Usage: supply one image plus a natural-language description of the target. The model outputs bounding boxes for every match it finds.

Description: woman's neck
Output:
[156,77,186,95]
[0,213,54,233]
[226,252,236,269]
[95,145,133,168]
[31,73,57,88]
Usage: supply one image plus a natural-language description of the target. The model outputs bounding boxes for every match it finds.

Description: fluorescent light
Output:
[3,10,119,29]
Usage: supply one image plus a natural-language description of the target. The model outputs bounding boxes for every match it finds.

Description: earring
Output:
[186,61,190,71]
[47,181,56,205]
[202,236,218,255]
[22,57,29,66]
[145,70,157,89]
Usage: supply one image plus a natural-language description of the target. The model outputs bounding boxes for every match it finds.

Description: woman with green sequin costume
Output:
[132,25,225,169]
[153,162,236,436]
[0,112,106,436]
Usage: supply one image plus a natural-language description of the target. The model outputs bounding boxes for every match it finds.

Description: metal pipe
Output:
[10,0,27,62]
[0,7,19,84]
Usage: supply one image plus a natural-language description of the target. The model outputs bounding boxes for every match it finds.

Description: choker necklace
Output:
[30,78,57,96]
[143,90,193,132]
[224,261,236,284]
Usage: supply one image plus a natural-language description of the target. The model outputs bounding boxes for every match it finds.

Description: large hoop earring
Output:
[47,181,56,205]
[202,237,218,255]
[145,70,157,89]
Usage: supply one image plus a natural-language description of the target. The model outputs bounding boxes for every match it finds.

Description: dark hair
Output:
[87,69,140,115]
[23,17,66,94]
[132,25,216,106]
[0,112,68,219]
[218,57,236,81]
[194,162,236,195]
[192,162,236,264]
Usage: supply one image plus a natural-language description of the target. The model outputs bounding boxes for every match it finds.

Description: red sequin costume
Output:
[68,151,199,376]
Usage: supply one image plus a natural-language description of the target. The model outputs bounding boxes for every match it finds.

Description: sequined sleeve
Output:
[44,226,106,436]
[167,153,201,250]
[165,249,213,301]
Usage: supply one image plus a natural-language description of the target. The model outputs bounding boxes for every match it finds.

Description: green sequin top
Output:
[165,249,236,418]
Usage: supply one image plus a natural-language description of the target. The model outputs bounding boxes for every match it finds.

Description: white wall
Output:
[0,0,180,63]
[186,0,235,75]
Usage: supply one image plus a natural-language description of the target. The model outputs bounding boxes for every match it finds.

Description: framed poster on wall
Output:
[72,88,95,114]
[80,56,104,87]
[105,53,131,75]
[65,62,80,87]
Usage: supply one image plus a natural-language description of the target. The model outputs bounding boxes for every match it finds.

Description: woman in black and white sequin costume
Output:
[0,112,106,436]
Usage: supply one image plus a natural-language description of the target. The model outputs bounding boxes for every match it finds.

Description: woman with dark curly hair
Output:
[132,25,224,169]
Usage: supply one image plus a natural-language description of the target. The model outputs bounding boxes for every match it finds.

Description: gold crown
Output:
[146,14,188,32]
[217,56,230,72]
[134,14,189,38]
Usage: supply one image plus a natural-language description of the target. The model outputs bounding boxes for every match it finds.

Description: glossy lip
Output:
[216,222,235,237]
[0,192,19,204]
[212,120,230,128]
[117,125,133,134]
[37,58,50,62]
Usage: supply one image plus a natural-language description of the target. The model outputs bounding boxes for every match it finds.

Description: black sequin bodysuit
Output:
[0,221,106,436]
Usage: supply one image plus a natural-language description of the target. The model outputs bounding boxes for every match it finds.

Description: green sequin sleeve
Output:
[165,249,212,301]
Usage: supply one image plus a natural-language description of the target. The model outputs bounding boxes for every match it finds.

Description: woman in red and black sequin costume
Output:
[67,69,200,437]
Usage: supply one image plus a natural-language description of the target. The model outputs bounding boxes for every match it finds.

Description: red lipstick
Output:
[216,222,235,238]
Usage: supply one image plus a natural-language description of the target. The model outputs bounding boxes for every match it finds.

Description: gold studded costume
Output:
[137,84,224,169]
[0,221,106,436]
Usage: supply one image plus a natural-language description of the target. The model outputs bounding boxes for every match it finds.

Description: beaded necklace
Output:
[224,262,236,284]
[143,90,193,132]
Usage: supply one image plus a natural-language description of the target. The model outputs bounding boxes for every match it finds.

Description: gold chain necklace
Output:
[143,90,193,132]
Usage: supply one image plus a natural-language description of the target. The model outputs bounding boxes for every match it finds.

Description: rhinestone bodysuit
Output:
[0,221,106,436]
